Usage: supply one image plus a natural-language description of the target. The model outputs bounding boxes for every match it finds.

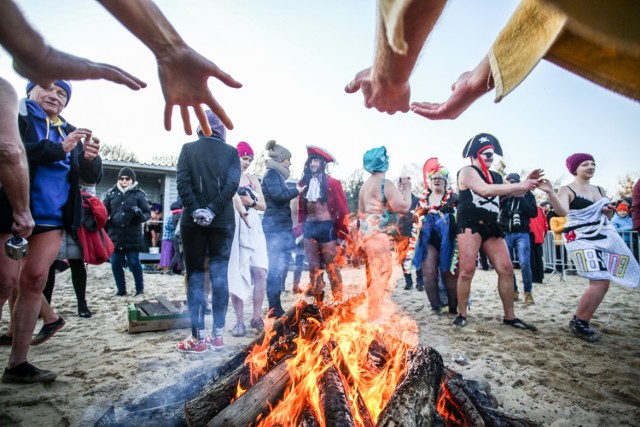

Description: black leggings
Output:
[44,259,87,303]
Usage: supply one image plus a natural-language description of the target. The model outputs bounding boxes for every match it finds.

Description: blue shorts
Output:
[303,220,336,244]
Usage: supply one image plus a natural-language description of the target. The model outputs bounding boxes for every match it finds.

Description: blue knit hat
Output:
[26,80,72,106]
[363,146,389,173]
[196,110,226,140]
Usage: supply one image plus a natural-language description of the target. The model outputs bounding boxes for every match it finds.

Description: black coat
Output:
[176,135,240,228]
[499,191,537,233]
[103,183,150,251]
[261,168,299,234]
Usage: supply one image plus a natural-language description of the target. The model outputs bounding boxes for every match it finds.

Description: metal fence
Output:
[542,230,639,282]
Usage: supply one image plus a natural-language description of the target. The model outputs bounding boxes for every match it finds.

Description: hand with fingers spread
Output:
[157,45,242,135]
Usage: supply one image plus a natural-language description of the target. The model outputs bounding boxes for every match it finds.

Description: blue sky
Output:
[2,0,638,195]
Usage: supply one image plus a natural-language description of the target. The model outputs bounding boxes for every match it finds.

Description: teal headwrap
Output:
[363,146,389,173]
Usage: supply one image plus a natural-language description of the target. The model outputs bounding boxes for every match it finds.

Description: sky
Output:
[2,0,639,196]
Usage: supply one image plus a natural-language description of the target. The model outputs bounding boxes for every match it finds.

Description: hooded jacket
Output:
[103,182,151,251]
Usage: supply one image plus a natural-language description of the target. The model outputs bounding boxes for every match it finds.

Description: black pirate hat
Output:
[462,133,503,158]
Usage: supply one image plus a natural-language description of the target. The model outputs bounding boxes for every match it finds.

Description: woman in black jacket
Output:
[103,167,150,296]
[261,140,304,318]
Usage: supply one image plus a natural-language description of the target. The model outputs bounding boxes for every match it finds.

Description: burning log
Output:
[298,406,321,427]
[317,345,356,427]
[208,357,292,427]
[375,346,444,427]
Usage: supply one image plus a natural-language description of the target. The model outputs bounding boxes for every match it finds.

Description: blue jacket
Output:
[261,168,299,234]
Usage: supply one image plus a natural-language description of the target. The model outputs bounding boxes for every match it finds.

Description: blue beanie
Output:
[26,80,72,106]
[363,146,389,173]
[196,110,226,140]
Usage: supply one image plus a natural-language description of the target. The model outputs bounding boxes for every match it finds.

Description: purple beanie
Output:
[236,141,254,158]
[197,110,226,140]
[566,153,594,175]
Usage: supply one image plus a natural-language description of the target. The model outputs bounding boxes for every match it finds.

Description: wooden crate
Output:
[127,295,191,333]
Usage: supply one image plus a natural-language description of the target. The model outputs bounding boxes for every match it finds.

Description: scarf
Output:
[266,158,290,180]
[117,181,138,193]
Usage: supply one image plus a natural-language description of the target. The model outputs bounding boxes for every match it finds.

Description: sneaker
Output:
[205,334,224,351]
[231,322,246,337]
[175,336,207,353]
[513,291,520,301]
[569,316,601,342]
[524,292,535,305]
[31,316,65,346]
[2,362,56,384]
[452,314,467,327]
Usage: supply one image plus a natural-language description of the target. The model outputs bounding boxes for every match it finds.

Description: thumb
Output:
[344,77,361,94]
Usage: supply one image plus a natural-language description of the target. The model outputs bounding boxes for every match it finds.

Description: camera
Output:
[5,235,29,260]
[237,187,248,196]
[509,213,521,231]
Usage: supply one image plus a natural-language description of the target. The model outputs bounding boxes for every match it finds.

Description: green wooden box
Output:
[127,296,191,333]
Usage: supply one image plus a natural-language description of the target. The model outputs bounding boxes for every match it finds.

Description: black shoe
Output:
[268,307,285,319]
[77,300,92,318]
[31,316,65,346]
[113,291,126,296]
[134,291,144,296]
[0,334,13,346]
[452,314,467,327]
[416,284,424,292]
[2,362,56,384]
[569,316,601,342]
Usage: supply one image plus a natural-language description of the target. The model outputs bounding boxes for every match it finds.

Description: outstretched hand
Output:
[156,46,242,135]
[345,67,410,114]
[410,55,492,120]
[13,47,146,91]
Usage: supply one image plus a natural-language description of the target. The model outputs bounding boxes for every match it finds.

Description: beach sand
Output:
[1,262,639,426]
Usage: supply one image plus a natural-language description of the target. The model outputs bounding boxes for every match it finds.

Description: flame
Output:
[246,300,417,427]
[436,381,465,425]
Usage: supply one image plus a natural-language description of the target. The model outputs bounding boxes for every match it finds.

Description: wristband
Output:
[250,200,257,208]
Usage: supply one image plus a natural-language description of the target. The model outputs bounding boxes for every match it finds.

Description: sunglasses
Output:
[119,177,132,181]
[480,152,494,159]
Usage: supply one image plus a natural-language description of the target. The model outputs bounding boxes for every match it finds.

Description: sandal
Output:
[231,322,246,337]
[250,317,265,332]
[503,317,537,332]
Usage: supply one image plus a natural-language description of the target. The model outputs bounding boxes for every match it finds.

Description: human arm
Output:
[458,166,537,198]
[206,152,241,215]
[537,180,570,217]
[330,179,350,239]
[0,1,145,91]
[132,193,151,223]
[549,216,565,234]
[0,80,33,237]
[411,54,493,120]
[521,191,538,219]
[345,0,446,114]
[248,175,267,211]
[97,0,242,134]
[77,140,103,185]
[262,170,301,204]
[385,177,412,213]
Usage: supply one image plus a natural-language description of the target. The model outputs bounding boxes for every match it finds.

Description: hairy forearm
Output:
[373,0,446,85]
[0,1,50,64]
[0,142,30,215]
[98,0,186,58]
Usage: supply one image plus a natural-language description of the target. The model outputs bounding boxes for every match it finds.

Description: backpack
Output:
[77,191,115,265]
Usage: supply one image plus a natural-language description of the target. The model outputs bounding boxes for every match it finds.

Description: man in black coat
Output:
[175,111,240,353]
[103,167,150,296]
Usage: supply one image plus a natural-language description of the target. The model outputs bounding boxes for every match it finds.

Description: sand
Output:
[0,262,639,426]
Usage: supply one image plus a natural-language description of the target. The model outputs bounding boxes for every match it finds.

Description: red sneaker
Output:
[205,334,224,351]
[175,336,207,353]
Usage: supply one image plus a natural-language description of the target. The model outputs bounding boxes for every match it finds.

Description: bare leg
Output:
[483,238,516,320]
[364,234,392,321]
[442,270,458,313]
[304,238,323,295]
[456,230,482,317]
[230,294,244,324]
[320,240,342,299]
[251,267,267,322]
[421,244,440,310]
[5,230,62,368]
[575,280,610,321]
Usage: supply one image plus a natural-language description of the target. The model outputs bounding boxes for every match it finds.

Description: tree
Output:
[150,155,178,167]
[342,169,364,213]
[494,159,507,177]
[617,174,638,200]
[100,144,139,162]
[399,162,426,195]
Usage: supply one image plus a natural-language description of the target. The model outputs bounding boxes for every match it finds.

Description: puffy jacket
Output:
[176,135,240,228]
[550,215,566,245]
[262,168,300,234]
[103,183,150,251]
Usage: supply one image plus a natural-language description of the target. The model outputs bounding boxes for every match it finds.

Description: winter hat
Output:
[236,141,254,158]
[266,140,292,162]
[196,110,226,140]
[505,173,521,183]
[26,80,72,106]
[616,203,629,213]
[565,153,594,175]
[363,146,389,173]
[151,203,163,212]
[118,167,136,182]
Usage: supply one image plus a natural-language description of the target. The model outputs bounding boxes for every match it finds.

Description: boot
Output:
[404,273,413,290]
[77,300,92,318]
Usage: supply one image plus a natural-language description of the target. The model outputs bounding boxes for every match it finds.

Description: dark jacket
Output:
[498,191,537,233]
[176,135,240,228]
[0,102,102,235]
[262,168,300,234]
[398,194,420,237]
[103,183,150,251]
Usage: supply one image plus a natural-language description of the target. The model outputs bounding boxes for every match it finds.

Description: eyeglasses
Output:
[119,177,132,181]
[431,177,445,181]
[481,152,494,159]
